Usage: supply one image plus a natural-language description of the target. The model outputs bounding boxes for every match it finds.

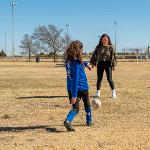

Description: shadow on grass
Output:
[16,96,68,100]
[45,128,65,133]
[73,124,86,127]
[17,95,99,100]
[0,126,64,133]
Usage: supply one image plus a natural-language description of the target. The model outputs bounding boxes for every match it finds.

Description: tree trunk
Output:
[29,48,31,62]
[54,49,56,63]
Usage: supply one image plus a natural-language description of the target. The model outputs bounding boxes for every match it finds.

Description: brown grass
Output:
[0,61,150,150]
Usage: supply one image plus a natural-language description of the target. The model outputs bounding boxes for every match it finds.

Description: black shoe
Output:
[87,121,93,127]
[64,120,75,132]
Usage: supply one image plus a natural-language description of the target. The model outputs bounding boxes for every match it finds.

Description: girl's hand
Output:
[112,67,115,70]
[87,64,92,71]
[91,65,95,69]
[71,98,77,104]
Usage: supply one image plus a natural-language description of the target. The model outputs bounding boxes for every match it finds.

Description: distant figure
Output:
[90,34,117,98]
[64,40,92,132]
[36,55,40,63]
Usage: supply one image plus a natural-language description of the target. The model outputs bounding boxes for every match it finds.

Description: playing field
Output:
[0,61,150,150]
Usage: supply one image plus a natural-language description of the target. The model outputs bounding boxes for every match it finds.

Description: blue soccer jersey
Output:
[66,59,89,98]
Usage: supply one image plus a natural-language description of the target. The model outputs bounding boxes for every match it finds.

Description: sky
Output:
[0,0,150,55]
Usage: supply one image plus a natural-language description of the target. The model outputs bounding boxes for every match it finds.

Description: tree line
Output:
[0,49,6,57]
[19,24,71,62]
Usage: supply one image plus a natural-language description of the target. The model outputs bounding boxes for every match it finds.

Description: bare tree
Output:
[61,34,72,60]
[19,34,34,62]
[19,34,44,62]
[62,34,72,49]
[32,25,64,62]
[33,40,47,55]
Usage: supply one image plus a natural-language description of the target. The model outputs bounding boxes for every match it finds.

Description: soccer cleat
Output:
[86,121,93,127]
[64,120,75,132]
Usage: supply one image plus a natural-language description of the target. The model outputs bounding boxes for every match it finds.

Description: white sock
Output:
[112,89,116,93]
[112,89,117,98]
[96,90,100,97]
[97,90,100,94]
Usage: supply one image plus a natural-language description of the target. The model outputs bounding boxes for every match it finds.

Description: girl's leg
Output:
[68,91,72,104]
[80,91,92,126]
[105,63,115,90]
[105,62,117,98]
[96,62,104,97]
[66,98,80,122]
[97,62,104,90]
[64,92,80,131]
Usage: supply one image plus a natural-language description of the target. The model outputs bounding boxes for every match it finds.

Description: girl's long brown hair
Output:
[65,40,83,62]
[95,34,112,52]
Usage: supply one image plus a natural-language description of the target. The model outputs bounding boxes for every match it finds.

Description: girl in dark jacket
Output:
[90,34,117,98]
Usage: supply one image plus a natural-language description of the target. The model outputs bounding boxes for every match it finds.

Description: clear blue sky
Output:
[0,0,150,55]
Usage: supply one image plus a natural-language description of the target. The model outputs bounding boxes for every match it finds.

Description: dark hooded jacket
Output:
[90,45,117,67]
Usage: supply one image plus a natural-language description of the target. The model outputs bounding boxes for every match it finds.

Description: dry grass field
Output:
[0,61,150,150]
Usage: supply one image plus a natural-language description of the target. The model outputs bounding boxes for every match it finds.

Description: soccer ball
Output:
[92,98,101,109]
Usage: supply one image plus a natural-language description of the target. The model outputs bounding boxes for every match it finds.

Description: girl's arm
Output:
[83,61,92,70]
[90,49,98,67]
[71,62,79,104]
[114,49,117,60]
[111,47,117,70]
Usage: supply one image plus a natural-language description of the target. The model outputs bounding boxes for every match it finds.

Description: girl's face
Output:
[102,37,109,46]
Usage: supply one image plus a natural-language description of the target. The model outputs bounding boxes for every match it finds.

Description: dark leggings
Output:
[97,61,115,90]
[68,90,90,111]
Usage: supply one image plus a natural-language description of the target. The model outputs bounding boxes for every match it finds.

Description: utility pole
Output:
[114,21,117,52]
[148,45,150,59]
[65,24,69,47]
[10,1,16,61]
[5,32,7,55]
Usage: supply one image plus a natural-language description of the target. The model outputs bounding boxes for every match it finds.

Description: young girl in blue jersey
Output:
[64,40,92,132]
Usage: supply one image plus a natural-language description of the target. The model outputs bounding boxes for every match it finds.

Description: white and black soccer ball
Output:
[92,98,101,109]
